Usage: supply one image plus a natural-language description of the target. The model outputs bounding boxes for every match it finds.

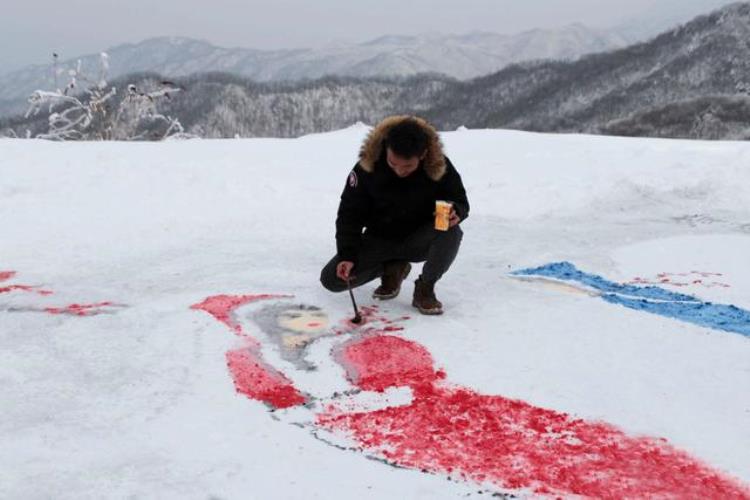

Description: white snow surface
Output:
[1,126,749,499]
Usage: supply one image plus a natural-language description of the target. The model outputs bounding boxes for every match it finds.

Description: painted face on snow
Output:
[277,307,329,347]
[250,302,331,370]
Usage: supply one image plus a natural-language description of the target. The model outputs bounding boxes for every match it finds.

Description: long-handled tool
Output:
[346,278,362,324]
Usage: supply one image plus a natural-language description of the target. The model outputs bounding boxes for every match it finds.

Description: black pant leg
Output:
[319,234,400,292]
[400,224,463,284]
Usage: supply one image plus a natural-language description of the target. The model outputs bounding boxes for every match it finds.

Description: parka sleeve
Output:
[335,164,371,263]
[442,157,470,222]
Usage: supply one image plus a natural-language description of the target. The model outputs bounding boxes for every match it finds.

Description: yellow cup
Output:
[435,200,452,231]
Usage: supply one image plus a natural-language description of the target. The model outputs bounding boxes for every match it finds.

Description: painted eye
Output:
[282,313,302,319]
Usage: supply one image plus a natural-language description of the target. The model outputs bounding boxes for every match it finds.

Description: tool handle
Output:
[346,278,362,323]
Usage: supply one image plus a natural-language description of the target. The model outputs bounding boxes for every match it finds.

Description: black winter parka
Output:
[335,154,469,263]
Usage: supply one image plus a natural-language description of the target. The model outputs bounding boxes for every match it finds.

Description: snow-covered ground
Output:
[1,126,749,499]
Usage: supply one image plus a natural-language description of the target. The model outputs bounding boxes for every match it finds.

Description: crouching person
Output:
[320,115,469,315]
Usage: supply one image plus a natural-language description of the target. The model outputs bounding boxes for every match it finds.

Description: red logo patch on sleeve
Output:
[348,171,358,188]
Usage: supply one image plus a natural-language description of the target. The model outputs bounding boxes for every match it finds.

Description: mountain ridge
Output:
[2,3,748,140]
[0,24,632,106]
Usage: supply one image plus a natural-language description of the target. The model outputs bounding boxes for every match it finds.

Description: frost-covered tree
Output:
[26,53,116,140]
[25,53,189,141]
[106,81,188,140]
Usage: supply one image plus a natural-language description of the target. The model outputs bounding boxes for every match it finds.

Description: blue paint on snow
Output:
[601,294,750,337]
[513,262,750,338]
[514,262,698,301]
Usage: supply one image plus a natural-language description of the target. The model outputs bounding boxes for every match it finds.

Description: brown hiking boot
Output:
[412,278,443,315]
[372,261,412,300]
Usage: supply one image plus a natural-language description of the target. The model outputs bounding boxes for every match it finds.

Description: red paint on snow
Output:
[190,293,292,338]
[0,271,54,295]
[629,271,731,289]
[333,303,395,333]
[0,271,116,316]
[381,325,404,332]
[226,347,307,409]
[192,293,307,409]
[319,334,750,498]
[44,301,115,316]
[335,335,440,392]
[1,284,34,294]
[0,271,16,282]
[0,284,54,295]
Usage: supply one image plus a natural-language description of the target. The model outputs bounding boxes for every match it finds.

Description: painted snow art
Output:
[628,271,731,289]
[191,293,750,498]
[513,262,750,338]
[0,270,121,316]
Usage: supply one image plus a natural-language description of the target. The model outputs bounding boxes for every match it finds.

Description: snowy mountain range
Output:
[2,2,749,140]
[0,24,631,115]
[427,1,750,138]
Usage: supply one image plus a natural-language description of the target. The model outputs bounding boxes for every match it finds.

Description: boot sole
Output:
[412,300,444,315]
[372,263,412,300]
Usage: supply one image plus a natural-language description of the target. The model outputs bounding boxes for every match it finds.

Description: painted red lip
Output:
[307,322,322,328]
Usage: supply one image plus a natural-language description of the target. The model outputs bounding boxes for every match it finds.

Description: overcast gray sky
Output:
[0,0,735,72]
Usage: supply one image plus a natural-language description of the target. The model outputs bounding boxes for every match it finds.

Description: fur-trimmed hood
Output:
[358,115,447,181]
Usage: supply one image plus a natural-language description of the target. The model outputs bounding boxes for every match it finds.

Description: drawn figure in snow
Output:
[233,300,414,429]
[190,294,409,414]
[251,303,332,371]
[192,293,750,498]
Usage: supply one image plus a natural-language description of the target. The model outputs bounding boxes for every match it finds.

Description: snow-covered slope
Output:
[1,127,749,498]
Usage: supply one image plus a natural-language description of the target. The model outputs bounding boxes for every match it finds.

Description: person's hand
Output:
[449,207,461,227]
[336,261,355,281]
